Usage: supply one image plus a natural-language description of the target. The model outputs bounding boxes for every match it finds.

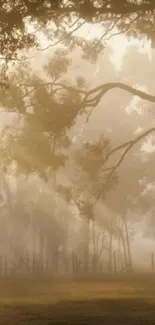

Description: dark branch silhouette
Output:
[92,127,155,206]
[20,81,155,105]
[84,82,155,107]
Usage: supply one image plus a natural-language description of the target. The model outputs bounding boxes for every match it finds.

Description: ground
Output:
[1,274,155,324]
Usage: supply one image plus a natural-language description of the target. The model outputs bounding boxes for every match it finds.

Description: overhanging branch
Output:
[18,81,155,106]
[92,127,155,207]
[84,82,155,108]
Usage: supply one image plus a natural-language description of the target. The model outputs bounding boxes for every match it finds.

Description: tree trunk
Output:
[52,247,59,275]
[109,233,113,273]
[121,233,128,269]
[83,217,90,274]
[32,227,36,273]
[92,219,97,274]
[39,231,45,273]
[123,214,132,271]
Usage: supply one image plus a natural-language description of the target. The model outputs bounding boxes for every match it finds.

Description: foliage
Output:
[0,49,88,179]
[73,135,118,196]
[57,135,118,221]
[0,1,155,58]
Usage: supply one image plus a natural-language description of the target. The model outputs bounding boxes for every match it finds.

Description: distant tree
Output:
[0,173,70,274]
[57,134,118,273]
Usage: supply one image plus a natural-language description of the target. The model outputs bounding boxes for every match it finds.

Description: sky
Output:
[76,23,152,69]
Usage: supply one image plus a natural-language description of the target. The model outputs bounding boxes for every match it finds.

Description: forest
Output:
[0,1,155,324]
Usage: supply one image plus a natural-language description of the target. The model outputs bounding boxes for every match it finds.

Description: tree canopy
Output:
[0,0,155,59]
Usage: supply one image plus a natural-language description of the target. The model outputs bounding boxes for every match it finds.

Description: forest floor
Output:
[0,274,155,324]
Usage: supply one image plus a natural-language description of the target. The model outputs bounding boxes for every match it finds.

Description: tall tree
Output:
[57,134,118,273]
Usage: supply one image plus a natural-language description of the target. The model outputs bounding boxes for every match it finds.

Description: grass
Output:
[1,274,155,324]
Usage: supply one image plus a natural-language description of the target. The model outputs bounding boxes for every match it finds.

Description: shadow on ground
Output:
[1,298,155,325]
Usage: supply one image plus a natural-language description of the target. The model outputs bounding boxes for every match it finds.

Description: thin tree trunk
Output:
[121,233,128,268]
[92,226,105,273]
[83,217,90,274]
[92,219,97,274]
[96,229,105,266]
[123,214,132,271]
[109,233,113,273]
[120,218,128,269]
[39,231,45,273]
[32,226,37,273]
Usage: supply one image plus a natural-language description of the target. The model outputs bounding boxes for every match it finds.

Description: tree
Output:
[0,49,88,179]
[1,49,155,273]
[0,172,72,274]
[57,134,118,273]
[0,1,155,173]
[0,0,155,59]
[0,18,155,275]
[0,0,155,153]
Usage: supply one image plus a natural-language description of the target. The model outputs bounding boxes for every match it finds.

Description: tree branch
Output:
[19,81,155,106]
[84,82,155,108]
[36,20,86,53]
[92,127,155,206]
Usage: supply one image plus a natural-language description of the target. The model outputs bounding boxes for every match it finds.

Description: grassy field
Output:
[1,274,155,324]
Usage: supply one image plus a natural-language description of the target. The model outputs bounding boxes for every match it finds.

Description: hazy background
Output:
[0,22,155,273]
[28,26,155,270]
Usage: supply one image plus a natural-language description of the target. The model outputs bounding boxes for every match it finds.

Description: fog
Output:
[0,21,154,277]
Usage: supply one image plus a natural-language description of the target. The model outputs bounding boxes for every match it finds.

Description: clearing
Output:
[0,274,155,324]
